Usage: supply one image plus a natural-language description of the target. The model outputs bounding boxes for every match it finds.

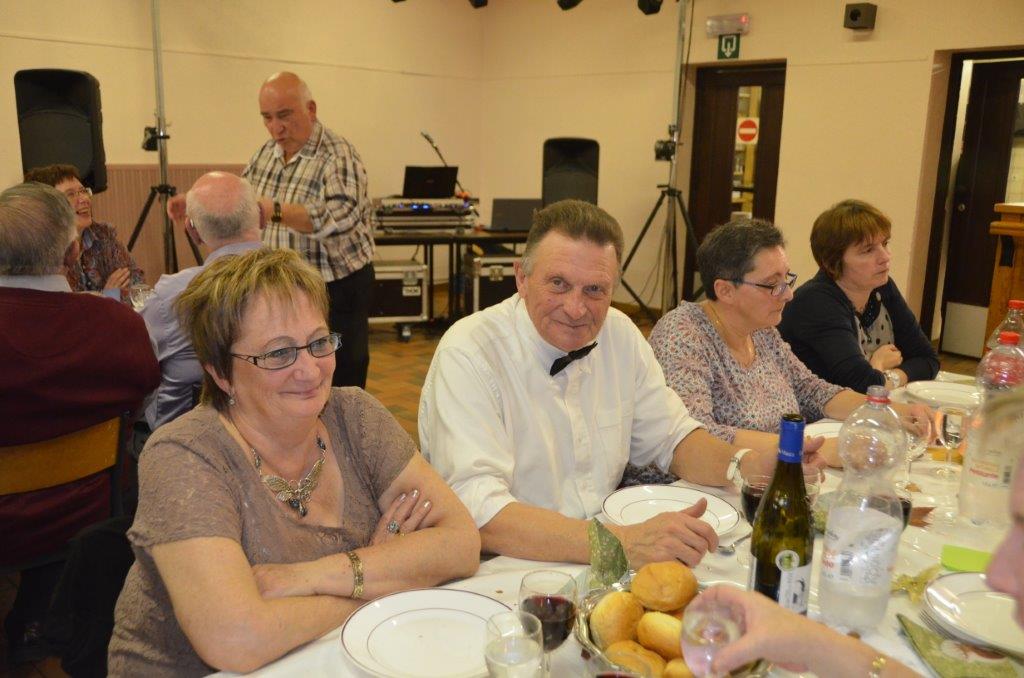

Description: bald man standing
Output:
[143,172,263,429]
[243,72,375,389]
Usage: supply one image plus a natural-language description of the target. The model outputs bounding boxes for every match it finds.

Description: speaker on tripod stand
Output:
[14,69,107,192]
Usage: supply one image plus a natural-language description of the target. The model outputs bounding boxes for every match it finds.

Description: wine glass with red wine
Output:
[519,570,577,676]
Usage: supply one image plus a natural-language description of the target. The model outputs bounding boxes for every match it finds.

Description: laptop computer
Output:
[402,166,459,199]
[487,198,541,232]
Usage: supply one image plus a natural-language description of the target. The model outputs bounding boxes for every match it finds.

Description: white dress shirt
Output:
[419,294,703,527]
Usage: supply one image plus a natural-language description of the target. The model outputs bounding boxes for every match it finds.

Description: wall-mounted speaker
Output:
[542,138,599,207]
[14,69,107,192]
[843,3,877,30]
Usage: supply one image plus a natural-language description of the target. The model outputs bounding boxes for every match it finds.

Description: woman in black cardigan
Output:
[778,199,939,393]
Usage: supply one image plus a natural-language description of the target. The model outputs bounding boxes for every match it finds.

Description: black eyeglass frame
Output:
[231,332,342,370]
[731,271,798,297]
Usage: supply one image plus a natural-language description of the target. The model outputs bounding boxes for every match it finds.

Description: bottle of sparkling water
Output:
[820,386,905,633]
[986,300,1024,351]
[959,331,1024,526]
[749,414,813,614]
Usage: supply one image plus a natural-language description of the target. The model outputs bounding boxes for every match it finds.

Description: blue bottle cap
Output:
[778,414,805,463]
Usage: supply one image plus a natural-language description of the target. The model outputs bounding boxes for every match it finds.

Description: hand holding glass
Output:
[681,599,745,678]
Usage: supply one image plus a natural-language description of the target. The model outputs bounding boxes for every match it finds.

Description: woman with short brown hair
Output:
[779,199,938,393]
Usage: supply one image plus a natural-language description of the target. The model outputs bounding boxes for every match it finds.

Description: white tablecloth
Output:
[213,451,1002,677]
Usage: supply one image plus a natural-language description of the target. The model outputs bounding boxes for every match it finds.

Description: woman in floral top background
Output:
[25,164,143,301]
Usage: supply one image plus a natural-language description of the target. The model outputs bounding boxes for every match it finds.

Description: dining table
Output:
[214,372,1008,677]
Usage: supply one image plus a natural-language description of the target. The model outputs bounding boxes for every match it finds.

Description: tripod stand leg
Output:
[620,191,668,325]
[127,187,158,252]
[672,192,704,300]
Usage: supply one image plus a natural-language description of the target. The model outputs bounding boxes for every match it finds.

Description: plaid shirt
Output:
[243,121,375,281]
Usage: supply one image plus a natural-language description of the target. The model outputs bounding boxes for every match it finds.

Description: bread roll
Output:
[590,590,645,649]
[631,561,699,611]
[605,640,667,677]
[664,658,696,678]
[637,611,683,660]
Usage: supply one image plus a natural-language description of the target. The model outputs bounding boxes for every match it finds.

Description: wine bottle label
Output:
[821,506,901,594]
[775,550,810,614]
[747,552,810,615]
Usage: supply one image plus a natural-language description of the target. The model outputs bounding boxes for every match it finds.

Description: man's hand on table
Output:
[613,498,719,567]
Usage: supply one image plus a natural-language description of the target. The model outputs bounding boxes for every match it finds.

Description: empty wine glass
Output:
[897,412,932,489]
[485,610,543,678]
[519,571,577,676]
[933,406,968,481]
[681,599,745,678]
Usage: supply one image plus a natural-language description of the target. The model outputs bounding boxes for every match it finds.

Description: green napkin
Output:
[897,614,1024,678]
[942,544,994,572]
[588,519,628,587]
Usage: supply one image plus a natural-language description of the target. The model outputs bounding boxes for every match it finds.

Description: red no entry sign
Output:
[736,117,759,144]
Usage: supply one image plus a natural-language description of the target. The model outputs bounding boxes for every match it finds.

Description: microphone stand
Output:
[420,131,468,195]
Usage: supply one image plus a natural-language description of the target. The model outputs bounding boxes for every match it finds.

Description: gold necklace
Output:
[225,416,327,518]
[705,301,755,366]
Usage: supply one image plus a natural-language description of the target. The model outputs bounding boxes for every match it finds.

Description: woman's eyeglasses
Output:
[231,332,341,370]
[732,271,798,297]
[62,187,93,199]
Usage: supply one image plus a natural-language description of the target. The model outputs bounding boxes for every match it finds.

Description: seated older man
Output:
[0,182,158,663]
[141,172,263,430]
[420,200,822,568]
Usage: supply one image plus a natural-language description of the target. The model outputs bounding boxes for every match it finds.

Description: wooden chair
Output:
[0,414,130,573]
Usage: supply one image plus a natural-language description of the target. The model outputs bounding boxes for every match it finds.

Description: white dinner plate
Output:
[340,588,510,677]
[923,572,1024,656]
[602,485,739,535]
[905,381,982,409]
[804,421,842,439]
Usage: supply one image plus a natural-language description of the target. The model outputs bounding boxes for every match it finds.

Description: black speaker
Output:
[542,138,599,207]
[843,3,876,30]
[14,69,106,193]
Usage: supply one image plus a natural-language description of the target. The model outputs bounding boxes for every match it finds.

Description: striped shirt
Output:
[243,121,375,281]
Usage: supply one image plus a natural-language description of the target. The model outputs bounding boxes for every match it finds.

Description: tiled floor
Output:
[0,305,978,675]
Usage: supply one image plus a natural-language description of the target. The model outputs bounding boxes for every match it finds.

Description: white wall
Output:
[3,0,1024,308]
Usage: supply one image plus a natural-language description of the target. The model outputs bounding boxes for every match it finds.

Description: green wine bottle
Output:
[749,413,813,614]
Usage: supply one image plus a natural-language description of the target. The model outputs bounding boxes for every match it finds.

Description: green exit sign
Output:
[718,34,740,60]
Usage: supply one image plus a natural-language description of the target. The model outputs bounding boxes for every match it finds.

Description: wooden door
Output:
[684,63,785,300]
[941,60,1024,356]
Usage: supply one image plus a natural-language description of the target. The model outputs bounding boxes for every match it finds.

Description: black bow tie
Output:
[549,342,598,376]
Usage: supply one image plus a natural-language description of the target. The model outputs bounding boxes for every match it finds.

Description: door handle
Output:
[956,203,966,212]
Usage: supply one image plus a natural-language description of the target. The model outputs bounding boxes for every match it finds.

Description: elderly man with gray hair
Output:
[0,181,158,663]
[141,171,263,430]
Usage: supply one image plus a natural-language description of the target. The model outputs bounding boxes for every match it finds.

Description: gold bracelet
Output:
[868,654,887,678]
[346,550,364,599]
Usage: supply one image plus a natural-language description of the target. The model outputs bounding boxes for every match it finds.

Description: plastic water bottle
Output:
[986,300,1024,351]
[958,331,1024,526]
[819,386,906,633]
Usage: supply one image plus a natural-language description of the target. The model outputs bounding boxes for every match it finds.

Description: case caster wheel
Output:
[398,324,412,342]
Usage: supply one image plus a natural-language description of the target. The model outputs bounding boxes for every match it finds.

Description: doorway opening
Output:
[923,50,1024,358]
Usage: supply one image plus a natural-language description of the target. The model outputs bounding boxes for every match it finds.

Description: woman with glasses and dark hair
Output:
[24,164,143,300]
[778,199,939,393]
[650,217,924,466]
[108,248,480,676]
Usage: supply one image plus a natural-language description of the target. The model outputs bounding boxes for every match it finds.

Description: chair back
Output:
[0,414,128,515]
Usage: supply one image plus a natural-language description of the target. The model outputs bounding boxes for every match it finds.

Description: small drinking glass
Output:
[897,412,931,489]
[681,599,745,678]
[934,406,968,481]
[803,470,822,509]
[484,610,544,678]
[129,283,154,311]
[519,571,577,676]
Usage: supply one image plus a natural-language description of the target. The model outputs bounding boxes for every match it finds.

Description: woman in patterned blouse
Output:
[650,217,929,466]
[24,164,143,301]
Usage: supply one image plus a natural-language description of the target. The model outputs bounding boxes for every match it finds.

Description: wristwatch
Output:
[726,448,754,484]
[883,369,904,389]
[271,200,283,224]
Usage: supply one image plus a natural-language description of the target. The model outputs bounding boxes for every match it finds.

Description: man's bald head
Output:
[258,72,317,159]
[185,172,260,246]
